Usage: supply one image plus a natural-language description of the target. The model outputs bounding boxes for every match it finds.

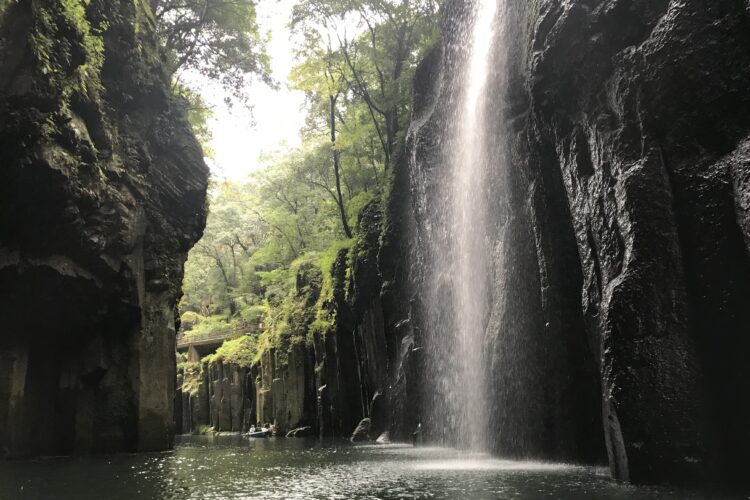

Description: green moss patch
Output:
[178,361,203,395]
[205,335,257,369]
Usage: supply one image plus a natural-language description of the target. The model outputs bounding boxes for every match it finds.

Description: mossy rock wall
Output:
[0,0,208,456]
[247,199,417,440]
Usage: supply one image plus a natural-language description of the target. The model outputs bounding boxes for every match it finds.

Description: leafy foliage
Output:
[178,0,440,367]
[291,0,440,167]
[205,335,257,368]
[152,0,272,100]
[174,84,215,156]
[179,361,204,395]
[150,0,274,156]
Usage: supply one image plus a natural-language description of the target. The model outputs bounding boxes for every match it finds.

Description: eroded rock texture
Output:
[527,0,750,485]
[392,0,750,488]
[0,1,208,456]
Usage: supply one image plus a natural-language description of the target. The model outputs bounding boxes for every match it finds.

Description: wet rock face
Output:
[393,0,750,487]
[527,0,750,485]
[0,1,208,456]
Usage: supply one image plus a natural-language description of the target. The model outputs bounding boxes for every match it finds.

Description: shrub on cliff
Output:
[205,335,257,369]
[179,361,203,395]
[180,311,203,331]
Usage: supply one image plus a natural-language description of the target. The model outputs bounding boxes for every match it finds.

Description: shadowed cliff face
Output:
[394,0,750,488]
[528,0,750,486]
[0,0,208,456]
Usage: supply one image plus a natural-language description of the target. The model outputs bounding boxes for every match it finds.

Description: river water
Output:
[0,436,717,499]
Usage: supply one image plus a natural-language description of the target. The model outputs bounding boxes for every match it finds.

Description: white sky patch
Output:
[186,0,307,182]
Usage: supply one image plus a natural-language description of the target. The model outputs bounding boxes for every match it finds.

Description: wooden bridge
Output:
[176,327,245,361]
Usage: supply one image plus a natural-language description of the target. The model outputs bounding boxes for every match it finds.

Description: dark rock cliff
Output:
[388,0,750,488]
[527,0,750,486]
[0,0,208,456]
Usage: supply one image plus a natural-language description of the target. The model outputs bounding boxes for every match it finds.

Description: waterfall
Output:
[420,0,505,451]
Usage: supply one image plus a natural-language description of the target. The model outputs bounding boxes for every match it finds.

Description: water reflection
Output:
[0,437,716,499]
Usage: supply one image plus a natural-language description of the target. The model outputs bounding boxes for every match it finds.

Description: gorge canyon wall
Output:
[178,2,750,488]
[2,0,748,492]
[217,0,750,484]
[0,0,208,456]
[177,201,407,440]
[394,0,750,488]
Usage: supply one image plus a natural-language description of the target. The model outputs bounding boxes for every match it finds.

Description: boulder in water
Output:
[376,431,390,444]
[286,426,313,438]
[350,418,372,442]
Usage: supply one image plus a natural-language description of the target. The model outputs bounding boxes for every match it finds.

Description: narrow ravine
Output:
[1,0,749,497]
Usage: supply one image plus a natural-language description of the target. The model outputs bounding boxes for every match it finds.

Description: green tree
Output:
[292,0,439,166]
[151,0,273,101]
[290,37,354,238]
[151,0,276,156]
[173,84,214,156]
[178,0,441,358]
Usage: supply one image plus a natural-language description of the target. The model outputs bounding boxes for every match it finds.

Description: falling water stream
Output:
[452,0,500,451]
[423,0,505,450]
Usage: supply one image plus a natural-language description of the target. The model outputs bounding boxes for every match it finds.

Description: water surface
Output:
[0,436,716,499]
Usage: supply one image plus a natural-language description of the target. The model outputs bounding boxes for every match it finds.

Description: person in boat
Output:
[249,425,256,433]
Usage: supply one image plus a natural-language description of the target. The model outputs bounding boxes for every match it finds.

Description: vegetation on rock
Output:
[178,361,204,395]
[178,0,439,369]
[205,335,257,368]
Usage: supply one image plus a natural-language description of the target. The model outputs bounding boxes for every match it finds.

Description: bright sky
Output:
[189,0,306,181]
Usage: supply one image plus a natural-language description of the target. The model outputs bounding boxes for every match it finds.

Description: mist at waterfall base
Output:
[0,436,705,500]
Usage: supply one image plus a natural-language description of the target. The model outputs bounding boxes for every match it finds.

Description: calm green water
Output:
[0,436,720,499]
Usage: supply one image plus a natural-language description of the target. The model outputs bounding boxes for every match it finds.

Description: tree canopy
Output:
[152,0,273,99]
[175,0,440,357]
[150,0,275,155]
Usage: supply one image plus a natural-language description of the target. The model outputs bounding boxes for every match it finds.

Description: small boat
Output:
[247,428,271,438]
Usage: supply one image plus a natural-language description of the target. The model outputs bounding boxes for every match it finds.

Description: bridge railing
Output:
[176,327,244,349]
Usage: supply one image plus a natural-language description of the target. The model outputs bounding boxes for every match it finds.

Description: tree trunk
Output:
[330,94,353,238]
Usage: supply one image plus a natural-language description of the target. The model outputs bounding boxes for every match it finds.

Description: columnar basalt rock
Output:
[0,0,208,456]
[525,0,750,485]
[176,360,253,434]
[250,344,315,434]
[177,200,409,441]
